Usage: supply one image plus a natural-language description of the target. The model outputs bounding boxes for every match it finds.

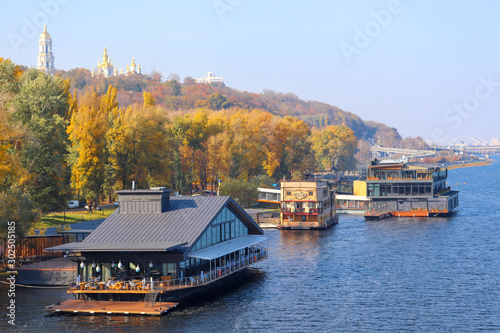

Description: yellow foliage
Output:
[143,91,155,108]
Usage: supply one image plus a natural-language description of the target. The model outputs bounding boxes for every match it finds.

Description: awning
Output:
[44,241,188,253]
[335,194,369,201]
[188,235,267,260]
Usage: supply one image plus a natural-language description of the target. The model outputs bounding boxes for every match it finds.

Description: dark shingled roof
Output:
[46,196,263,253]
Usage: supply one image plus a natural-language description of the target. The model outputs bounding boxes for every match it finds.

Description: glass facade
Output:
[192,207,249,252]
[367,182,432,197]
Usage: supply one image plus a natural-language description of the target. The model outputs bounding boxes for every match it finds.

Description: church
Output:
[92,47,142,78]
[37,25,55,75]
[36,26,141,78]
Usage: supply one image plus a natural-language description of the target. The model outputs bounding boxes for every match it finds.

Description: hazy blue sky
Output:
[1,0,499,144]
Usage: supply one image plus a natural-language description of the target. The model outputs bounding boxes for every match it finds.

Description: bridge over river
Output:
[372,145,500,159]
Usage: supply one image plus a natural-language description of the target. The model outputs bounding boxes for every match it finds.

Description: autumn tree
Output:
[276,116,314,179]
[0,57,23,94]
[0,93,24,192]
[312,124,358,171]
[67,86,117,205]
[143,91,155,107]
[172,110,221,192]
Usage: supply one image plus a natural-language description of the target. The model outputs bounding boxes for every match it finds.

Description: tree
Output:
[0,93,24,192]
[172,150,188,194]
[12,69,70,212]
[165,79,181,96]
[0,188,41,263]
[209,92,228,109]
[219,178,257,208]
[143,91,155,107]
[172,110,221,192]
[279,116,315,178]
[0,57,23,94]
[148,70,162,83]
[312,124,358,171]
[250,174,275,188]
[67,88,111,204]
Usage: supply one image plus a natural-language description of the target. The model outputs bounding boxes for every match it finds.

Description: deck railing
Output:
[282,208,322,214]
[69,250,268,294]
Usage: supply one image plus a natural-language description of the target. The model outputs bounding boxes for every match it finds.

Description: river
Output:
[2,157,499,332]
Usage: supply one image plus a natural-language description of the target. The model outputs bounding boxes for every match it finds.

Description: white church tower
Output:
[37,25,55,75]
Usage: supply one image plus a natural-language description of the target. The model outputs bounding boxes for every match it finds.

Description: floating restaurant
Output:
[279,181,338,229]
[45,188,268,315]
[365,159,459,217]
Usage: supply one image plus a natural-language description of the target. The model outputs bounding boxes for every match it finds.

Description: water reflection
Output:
[2,158,499,332]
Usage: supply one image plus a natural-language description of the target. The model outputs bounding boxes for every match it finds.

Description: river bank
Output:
[446,159,494,170]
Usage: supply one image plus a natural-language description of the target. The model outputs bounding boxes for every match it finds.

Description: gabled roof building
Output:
[46,188,267,304]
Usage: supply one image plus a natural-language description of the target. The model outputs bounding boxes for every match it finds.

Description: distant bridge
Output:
[458,146,500,155]
[448,137,489,146]
[371,146,436,158]
[372,144,500,158]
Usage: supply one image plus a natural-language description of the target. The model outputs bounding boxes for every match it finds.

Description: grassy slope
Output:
[37,209,115,229]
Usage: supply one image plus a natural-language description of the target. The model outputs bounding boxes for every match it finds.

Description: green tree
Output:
[0,188,41,261]
[219,178,257,208]
[209,92,229,109]
[250,174,275,188]
[12,69,70,212]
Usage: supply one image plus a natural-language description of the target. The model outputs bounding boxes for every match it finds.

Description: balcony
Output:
[282,208,322,214]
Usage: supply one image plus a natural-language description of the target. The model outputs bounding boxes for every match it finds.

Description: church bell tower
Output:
[37,25,55,75]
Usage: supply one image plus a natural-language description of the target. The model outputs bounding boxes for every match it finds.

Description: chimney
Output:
[116,187,171,213]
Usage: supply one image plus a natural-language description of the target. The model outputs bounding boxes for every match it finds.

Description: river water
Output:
[2,157,499,332]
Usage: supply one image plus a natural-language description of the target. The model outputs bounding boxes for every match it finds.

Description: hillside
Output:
[57,68,401,146]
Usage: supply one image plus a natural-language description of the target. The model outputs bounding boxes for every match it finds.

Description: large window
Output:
[193,207,249,251]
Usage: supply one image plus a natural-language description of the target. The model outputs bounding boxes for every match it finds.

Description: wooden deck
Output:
[365,210,450,219]
[364,211,392,220]
[45,300,178,315]
[390,210,448,217]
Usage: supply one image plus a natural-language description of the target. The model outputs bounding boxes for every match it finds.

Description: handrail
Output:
[70,251,269,293]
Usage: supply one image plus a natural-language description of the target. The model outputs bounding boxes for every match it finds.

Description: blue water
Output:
[2,157,499,332]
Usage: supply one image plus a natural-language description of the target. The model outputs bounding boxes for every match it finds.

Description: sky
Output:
[1,0,499,144]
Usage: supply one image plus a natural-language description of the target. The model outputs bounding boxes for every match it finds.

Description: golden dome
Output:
[40,25,51,39]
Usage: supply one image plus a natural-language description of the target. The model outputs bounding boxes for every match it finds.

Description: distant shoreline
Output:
[447,160,493,170]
